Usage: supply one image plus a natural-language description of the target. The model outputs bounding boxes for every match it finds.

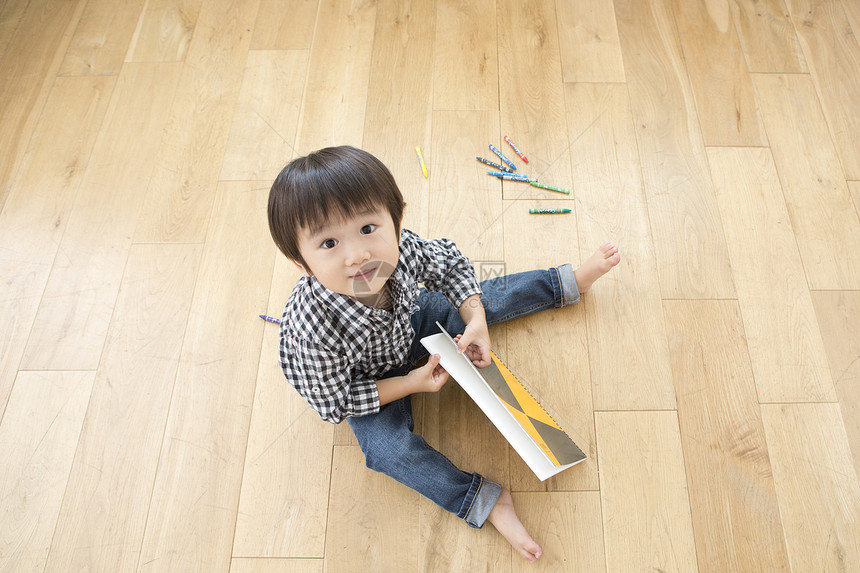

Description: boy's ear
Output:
[290,259,312,276]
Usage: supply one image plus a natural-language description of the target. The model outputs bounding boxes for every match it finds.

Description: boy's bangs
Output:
[291,174,380,236]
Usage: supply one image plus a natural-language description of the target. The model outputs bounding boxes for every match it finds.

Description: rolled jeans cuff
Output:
[460,474,501,529]
[557,263,580,305]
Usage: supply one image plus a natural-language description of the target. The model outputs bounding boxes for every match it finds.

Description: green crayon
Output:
[529,208,572,214]
[529,181,571,195]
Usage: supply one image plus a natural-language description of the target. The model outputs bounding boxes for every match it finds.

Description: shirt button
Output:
[311,386,320,393]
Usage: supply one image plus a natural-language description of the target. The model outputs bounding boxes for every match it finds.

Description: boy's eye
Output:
[360,224,377,235]
[321,238,338,249]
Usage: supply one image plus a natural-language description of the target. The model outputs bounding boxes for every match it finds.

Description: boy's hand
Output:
[407,353,449,393]
[455,323,492,368]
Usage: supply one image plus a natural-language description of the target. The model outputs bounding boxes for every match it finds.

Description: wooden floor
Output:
[2,0,860,570]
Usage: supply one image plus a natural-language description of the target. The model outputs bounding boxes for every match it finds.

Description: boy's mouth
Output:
[350,266,377,281]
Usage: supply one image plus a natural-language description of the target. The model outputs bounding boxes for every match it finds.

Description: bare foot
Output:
[574,242,620,294]
[487,487,542,562]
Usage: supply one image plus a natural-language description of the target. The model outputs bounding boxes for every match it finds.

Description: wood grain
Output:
[753,72,860,289]
[126,0,202,62]
[512,492,606,573]
[0,371,94,572]
[811,291,860,479]
[432,0,498,111]
[58,0,146,75]
[731,0,808,72]
[596,411,699,573]
[325,446,419,572]
[250,0,318,50]
[498,0,571,200]
[362,0,436,237]
[761,403,860,571]
[220,50,308,181]
[233,258,333,558]
[292,0,376,153]
[0,0,86,210]
[501,200,598,492]
[230,558,323,573]
[137,183,274,571]
[565,82,675,411]
[557,0,625,82]
[613,0,736,299]
[21,63,181,371]
[788,0,860,179]
[664,299,790,572]
[428,110,503,262]
[673,0,765,146]
[134,0,259,242]
[708,146,836,402]
[44,244,200,572]
[0,75,114,410]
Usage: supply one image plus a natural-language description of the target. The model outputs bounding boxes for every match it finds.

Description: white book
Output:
[421,324,586,481]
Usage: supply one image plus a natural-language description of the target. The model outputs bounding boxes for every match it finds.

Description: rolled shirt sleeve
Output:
[401,230,482,309]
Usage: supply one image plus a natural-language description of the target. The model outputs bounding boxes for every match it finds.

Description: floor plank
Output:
[761,403,860,571]
[0,0,86,210]
[292,0,376,154]
[233,257,333,558]
[811,291,860,479]
[707,146,836,403]
[753,72,860,290]
[511,492,606,572]
[565,82,675,411]
[613,0,736,299]
[134,0,259,243]
[428,110,503,261]
[0,75,114,409]
[664,299,790,572]
[502,200,598,492]
[596,411,699,573]
[673,0,766,146]
[557,0,625,83]
[44,244,200,572]
[21,63,181,371]
[432,0,498,111]
[325,446,419,573]
[250,0,318,50]
[419,353,513,571]
[137,182,273,572]
[497,0,571,200]
[731,0,808,72]
[58,0,146,76]
[230,558,323,573]
[788,0,860,179]
[362,0,436,238]
[126,0,203,62]
[0,371,94,572]
[220,50,308,181]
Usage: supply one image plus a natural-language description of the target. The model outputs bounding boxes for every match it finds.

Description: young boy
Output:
[268,146,619,562]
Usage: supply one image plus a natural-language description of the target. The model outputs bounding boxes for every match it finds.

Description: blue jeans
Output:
[347,265,579,528]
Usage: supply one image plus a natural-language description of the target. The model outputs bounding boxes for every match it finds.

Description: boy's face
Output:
[295,205,401,307]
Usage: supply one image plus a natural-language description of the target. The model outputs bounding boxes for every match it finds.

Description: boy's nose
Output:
[345,243,371,267]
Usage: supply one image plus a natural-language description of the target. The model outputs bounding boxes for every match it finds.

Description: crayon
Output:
[487,171,535,182]
[504,135,529,164]
[415,146,429,178]
[259,314,282,324]
[488,143,518,171]
[529,181,571,195]
[529,208,572,214]
[476,156,513,172]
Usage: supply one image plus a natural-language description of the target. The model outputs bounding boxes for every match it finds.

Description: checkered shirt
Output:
[279,229,482,424]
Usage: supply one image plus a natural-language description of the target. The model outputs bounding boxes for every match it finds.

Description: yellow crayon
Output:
[415,146,428,178]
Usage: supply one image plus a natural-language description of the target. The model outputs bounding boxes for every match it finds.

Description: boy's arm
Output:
[455,293,492,368]
[376,353,449,405]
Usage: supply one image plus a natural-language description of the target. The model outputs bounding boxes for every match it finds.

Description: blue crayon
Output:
[488,144,518,171]
[259,314,282,324]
